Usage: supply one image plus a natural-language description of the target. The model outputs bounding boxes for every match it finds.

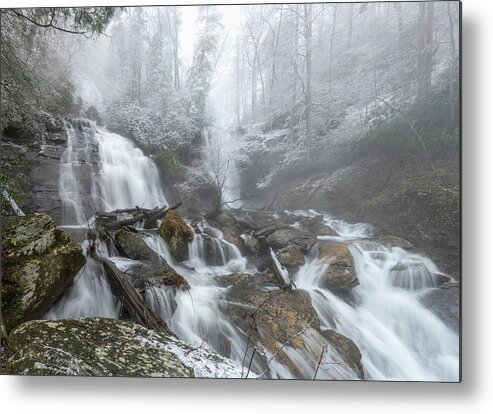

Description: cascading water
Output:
[202,127,242,208]
[140,229,251,367]
[294,215,460,381]
[95,131,167,211]
[45,241,119,320]
[50,117,458,380]
[47,118,169,320]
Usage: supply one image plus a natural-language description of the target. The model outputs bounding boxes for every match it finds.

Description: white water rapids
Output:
[46,118,459,381]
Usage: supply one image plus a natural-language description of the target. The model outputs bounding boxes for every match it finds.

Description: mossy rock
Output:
[1,214,85,333]
[2,318,245,377]
[158,210,194,261]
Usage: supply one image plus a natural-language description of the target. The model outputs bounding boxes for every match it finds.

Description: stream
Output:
[45,118,459,381]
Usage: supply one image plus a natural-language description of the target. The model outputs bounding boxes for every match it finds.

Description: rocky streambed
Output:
[1,204,459,380]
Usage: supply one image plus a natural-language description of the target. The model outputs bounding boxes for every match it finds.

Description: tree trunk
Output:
[304,4,313,149]
[95,255,174,336]
[288,4,299,145]
[347,3,354,48]
[417,2,434,97]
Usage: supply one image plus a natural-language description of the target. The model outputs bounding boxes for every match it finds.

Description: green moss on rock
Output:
[1,214,85,333]
[1,318,193,377]
[158,210,193,261]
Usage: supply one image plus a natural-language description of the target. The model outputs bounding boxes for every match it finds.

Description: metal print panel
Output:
[0,1,461,381]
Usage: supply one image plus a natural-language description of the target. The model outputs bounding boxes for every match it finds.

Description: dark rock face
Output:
[421,284,460,333]
[1,113,70,224]
[1,214,85,332]
[114,227,161,264]
[265,227,316,254]
[278,245,305,267]
[317,242,359,296]
[1,318,243,377]
[324,329,365,380]
[305,215,338,236]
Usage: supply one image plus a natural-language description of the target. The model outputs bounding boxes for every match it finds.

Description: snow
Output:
[133,335,255,378]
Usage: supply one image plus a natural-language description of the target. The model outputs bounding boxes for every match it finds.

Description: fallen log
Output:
[94,255,174,336]
[144,202,182,229]
[269,247,293,290]
[95,203,182,231]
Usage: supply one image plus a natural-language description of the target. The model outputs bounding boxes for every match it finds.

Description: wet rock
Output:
[389,257,438,290]
[265,227,316,253]
[114,227,161,264]
[1,214,85,332]
[117,259,190,292]
[305,215,338,237]
[222,272,325,377]
[369,235,415,250]
[242,234,261,256]
[1,318,245,377]
[323,329,365,380]
[142,265,190,291]
[158,210,194,261]
[421,284,460,333]
[278,245,305,267]
[1,315,8,351]
[222,227,244,252]
[317,242,359,296]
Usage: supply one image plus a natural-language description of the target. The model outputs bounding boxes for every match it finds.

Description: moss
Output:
[155,148,184,181]
[158,210,193,261]
[2,318,194,377]
[1,214,85,333]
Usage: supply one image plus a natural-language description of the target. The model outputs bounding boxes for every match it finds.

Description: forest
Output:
[1,2,460,381]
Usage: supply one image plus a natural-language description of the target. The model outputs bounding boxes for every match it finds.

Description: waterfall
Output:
[48,118,169,320]
[202,127,242,208]
[50,117,458,380]
[140,223,250,369]
[45,241,119,320]
[96,130,167,211]
[294,224,459,381]
[59,119,98,225]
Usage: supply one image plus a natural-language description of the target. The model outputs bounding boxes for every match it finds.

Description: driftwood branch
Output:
[95,203,182,231]
[94,255,174,337]
[269,248,293,290]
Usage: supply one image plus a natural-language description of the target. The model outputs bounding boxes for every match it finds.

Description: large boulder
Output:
[128,263,190,292]
[158,210,194,261]
[221,272,326,378]
[317,242,359,296]
[278,245,305,267]
[265,227,316,253]
[1,318,245,377]
[242,233,261,256]
[1,214,85,332]
[421,283,460,333]
[323,329,365,380]
[114,227,161,264]
[305,215,338,237]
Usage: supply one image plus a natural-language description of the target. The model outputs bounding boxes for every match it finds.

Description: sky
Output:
[180,5,242,67]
